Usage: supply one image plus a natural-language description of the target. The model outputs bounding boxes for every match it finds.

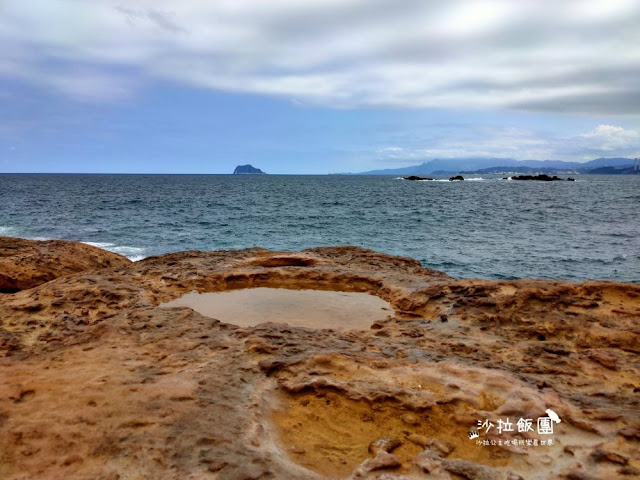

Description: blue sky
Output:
[1,0,639,174]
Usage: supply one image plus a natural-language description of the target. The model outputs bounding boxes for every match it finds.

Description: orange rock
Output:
[0,237,130,292]
[0,239,638,479]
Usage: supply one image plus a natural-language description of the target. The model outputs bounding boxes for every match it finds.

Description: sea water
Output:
[0,174,637,282]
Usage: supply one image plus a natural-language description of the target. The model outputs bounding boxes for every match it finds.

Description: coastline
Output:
[0,237,638,479]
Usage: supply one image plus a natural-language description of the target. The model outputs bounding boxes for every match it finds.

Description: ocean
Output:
[0,174,638,282]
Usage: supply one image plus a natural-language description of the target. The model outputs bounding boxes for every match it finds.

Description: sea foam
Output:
[82,242,147,261]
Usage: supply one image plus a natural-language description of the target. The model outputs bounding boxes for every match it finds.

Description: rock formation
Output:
[233,164,266,174]
[404,176,434,181]
[449,175,464,181]
[0,239,638,479]
[510,175,573,181]
[0,237,130,293]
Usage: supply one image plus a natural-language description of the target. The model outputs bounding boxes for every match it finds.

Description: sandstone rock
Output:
[0,237,130,292]
[563,470,598,480]
[415,450,450,479]
[617,466,640,476]
[618,427,640,440]
[442,458,503,480]
[588,350,618,369]
[401,412,421,425]
[507,473,525,480]
[368,437,403,454]
[0,239,638,479]
[406,434,430,448]
[349,451,402,478]
[427,438,455,457]
[590,447,629,465]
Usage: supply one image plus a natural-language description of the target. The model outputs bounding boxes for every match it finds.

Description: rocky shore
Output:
[508,175,575,182]
[0,237,638,479]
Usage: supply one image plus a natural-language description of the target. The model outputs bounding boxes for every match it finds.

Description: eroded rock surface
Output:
[0,237,131,293]
[0,241,638,479]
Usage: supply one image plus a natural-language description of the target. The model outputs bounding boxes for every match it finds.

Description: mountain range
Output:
[352,157,637,175]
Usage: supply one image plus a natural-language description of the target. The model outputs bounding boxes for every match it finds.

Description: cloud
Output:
[0,0,639,112]
[378,146,404,153]
[374,124,640,162]
[114,6,187,34]
[580,124,639,142]
[570,124,640,157]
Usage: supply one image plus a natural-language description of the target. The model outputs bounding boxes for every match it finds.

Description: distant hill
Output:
[356,158,519,175]
[459,166,578,175]
[585,165,638,175]
[233,164,266,174]
[353,157,637,175]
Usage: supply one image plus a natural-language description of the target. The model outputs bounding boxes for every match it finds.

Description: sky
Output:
[1,0,639,174]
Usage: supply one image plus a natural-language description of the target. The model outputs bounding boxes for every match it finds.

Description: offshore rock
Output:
[404,176,434,181]
[233,164,266,174]
[510,174,572,181]
[0,239,639,479]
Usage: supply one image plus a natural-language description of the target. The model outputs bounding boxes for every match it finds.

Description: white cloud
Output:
[378,146,404,153]
[0,0,639,112]
[375,124,640,161]
[580,124,640,142]
[572,124,640,156]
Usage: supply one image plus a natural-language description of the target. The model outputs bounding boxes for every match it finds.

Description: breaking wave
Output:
[82,242,147,261]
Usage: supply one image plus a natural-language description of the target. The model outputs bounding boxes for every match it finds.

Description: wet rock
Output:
[449,175,464,181]
[511,174,565,181]
[404,176,434,181]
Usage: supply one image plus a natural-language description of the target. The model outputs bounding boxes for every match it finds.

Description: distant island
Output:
[233,164,266,174]
[350,157,639,175]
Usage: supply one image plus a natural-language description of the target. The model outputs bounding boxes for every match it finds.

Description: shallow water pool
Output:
[160,287,393,330]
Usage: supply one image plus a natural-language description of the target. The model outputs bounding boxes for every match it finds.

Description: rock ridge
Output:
[0,239,638,479]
